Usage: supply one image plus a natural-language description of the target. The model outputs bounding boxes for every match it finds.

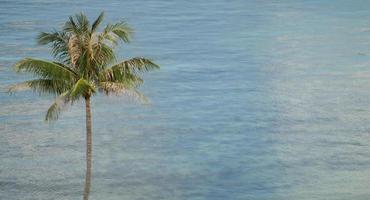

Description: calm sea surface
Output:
[1,1,370,199]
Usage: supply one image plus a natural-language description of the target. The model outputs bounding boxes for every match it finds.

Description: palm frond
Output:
[75,12,90,34]
[14,58,77,80]
[68,35,82,66]
[99,81,128,95]
[69,78,96,100]
[75,51,95,78]
[92,42,115,67]
[37,31,66,45]
[100,21,132,44]
[91,11,104,33]
[64,12,90,35]
[45,91,69,121]
[99,67,143,87]
[7,82,30,94]
[37,31,71,64]
[110,57,159,74]
[99,81,148,103]
[8,79,71,95]
[64,16,79,34]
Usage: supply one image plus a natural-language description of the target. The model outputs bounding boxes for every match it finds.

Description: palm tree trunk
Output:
[83,96,92,200]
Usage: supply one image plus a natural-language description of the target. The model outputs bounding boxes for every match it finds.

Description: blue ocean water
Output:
[1,0,370,199]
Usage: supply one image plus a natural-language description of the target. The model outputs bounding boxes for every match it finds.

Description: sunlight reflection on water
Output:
[1,0,370,200]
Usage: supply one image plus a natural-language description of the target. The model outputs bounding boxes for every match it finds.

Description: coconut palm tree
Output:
[9,12,159,200]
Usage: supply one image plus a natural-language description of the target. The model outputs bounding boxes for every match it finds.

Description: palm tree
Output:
[9,12,159,200]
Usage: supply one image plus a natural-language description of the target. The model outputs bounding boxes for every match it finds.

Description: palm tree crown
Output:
[10,11,159,120]
[9,12,159,200]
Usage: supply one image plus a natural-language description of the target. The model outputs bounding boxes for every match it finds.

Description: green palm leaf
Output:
[37,31,66,45]
[14,58,77,80]
[8,79,71,95]
[45,91,70,121]
[64,12,90,35]
[99,67,144,87]
[37,31,71,64]
[110,57,159,74]
[91,12,104,33]
[92,42,115,67]
[69,78,96,101]
[100,21,132,44]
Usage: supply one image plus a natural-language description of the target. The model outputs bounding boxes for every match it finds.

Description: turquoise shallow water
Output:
[1,0,370,199]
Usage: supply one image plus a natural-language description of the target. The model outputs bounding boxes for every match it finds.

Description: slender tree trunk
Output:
[83,96,92,200]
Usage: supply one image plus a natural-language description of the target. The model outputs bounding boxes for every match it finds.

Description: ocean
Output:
[1,0,370,199]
